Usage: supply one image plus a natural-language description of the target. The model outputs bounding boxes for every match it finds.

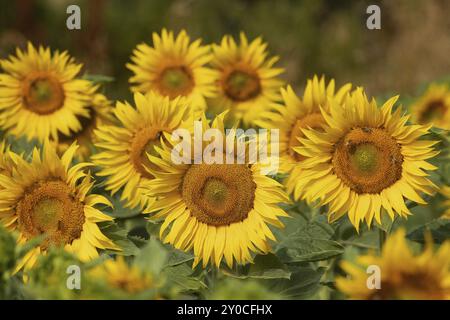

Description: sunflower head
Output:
[0,43,96,141]
[145,112,289,268]
[209,32,284,127]
[336,229,450,300]
[0,141,119,272]
[289,88,438,230]
[127,29,217,112]
[256,76,352,174]
[410,84,450,130]
[90,256,155,295]
[92,92,195,210]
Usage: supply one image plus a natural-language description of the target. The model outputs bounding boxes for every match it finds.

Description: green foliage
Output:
[268,266,325,300]
[99,221,141,256]
[207,277,282,300]
[408,219,450,244]
[0,226,15,275]
[25,249,89,299]
[274,213,344,263]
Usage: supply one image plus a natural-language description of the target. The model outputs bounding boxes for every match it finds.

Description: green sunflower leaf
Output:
[105,196,143,219]
[165,248,194,267]
[276,238,344,263]
[134,238,168,275]
[221,253,291,280]
[273,214,344,263]
[407,218,450,244]
[99,221,140,256]
[163,263,207,292]
[246,254,291,279]
[268,266,325,299]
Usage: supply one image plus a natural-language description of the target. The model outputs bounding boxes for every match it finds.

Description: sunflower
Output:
[92,92,194,210]
[0,42,96,141]
[127,29,217,112]
[336,229,450,300]
[209,33,284,127]
[145,113,289,268]
[290,88,439,230]
[410,84,450,130]
[441,186,450,219]
[55,93,115,160]
[256,76,351,174]
[90,256,154,294]
[0,142,120,272]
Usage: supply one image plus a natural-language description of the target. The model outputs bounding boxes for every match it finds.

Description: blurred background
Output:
[0,0,449,101]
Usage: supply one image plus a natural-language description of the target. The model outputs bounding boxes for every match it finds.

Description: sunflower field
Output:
[0,0,449,301]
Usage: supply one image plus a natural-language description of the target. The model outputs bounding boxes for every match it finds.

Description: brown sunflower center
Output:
[288,112,325,161]
[332,127,403,194]
[23,74,65,115]
[130,127,164,179]
[16,180,85,249]
[182,164,256,226]
[419,99,447,123]
[157,66,194,98]
[223,69,261,102]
